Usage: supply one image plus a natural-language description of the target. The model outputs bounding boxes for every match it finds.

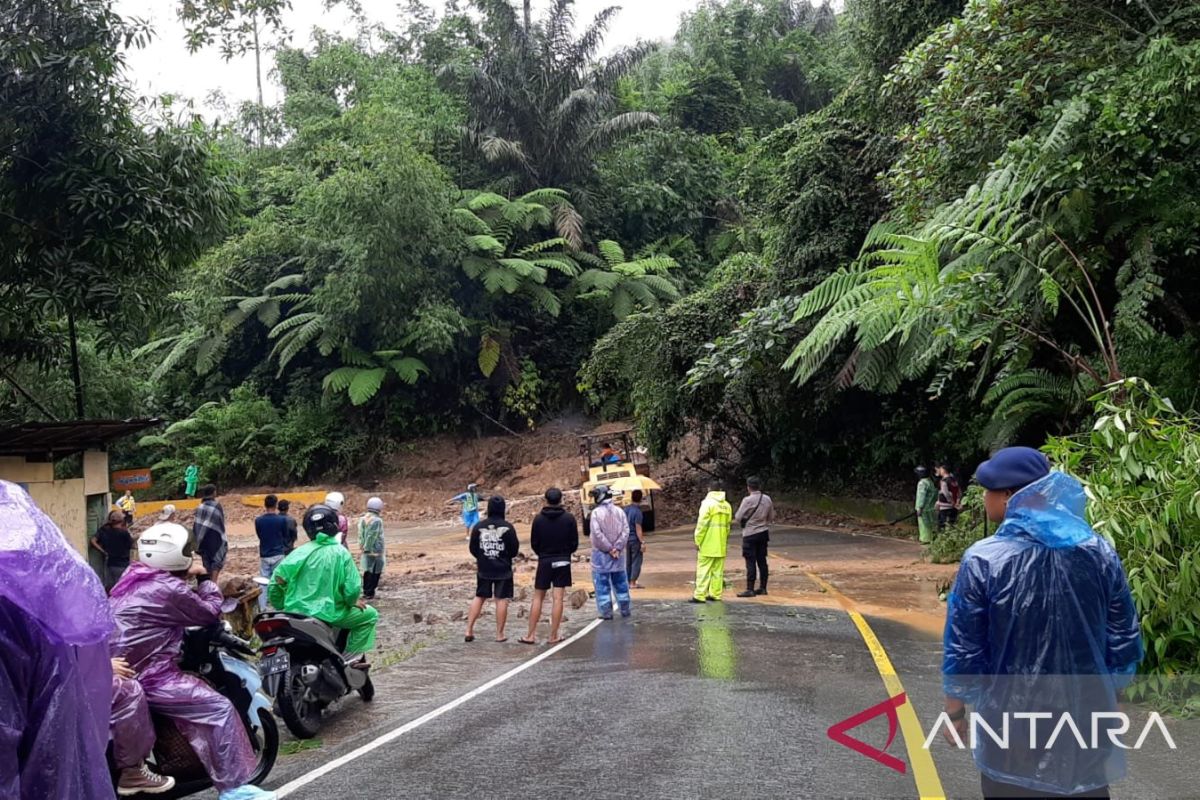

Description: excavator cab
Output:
[578,430,657,533]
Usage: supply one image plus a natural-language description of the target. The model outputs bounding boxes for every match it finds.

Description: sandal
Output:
[464,634,475,642]
[518,636,536,645]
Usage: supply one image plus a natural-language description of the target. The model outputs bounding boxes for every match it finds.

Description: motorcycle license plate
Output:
[260,651,290,677]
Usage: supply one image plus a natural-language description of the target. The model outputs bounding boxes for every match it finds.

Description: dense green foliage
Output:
[6,0,1200,515]
[7,0,1200,686]
[1,0,235,407]
[1046,380,1200,678]
[585,0,1200,491]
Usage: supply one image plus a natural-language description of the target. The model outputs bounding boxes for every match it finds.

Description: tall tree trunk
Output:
[523,0,532,30]
[67,312,84,418]
[253,11,264,148]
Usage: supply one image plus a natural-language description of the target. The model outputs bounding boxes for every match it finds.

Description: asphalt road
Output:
[251,527,1196,800]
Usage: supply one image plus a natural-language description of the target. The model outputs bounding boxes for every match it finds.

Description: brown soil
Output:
[132,417,951,661]
[140,417,922,544]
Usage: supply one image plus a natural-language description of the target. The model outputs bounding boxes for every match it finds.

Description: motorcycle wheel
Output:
[358,673,375,703]
[278,663,323,739]
[247,708,280,786]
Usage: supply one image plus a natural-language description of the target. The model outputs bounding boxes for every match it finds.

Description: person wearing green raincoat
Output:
[268,504,378,657]
[915,466,937,544]
[184,464,199,498]
[691,483,732,603]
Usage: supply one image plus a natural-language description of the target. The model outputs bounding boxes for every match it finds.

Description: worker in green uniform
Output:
[690,482,732,604]
[915,466,937,544]
[268,504,378,659]
[184,464,199,498]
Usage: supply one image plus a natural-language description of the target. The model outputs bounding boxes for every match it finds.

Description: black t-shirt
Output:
[469,517,520,580]
[95,524,133,567]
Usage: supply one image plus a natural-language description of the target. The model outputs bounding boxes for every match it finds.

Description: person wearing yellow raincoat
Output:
[690,483,732,603]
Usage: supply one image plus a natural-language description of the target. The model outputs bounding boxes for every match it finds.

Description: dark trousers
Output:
[938,507,959,530]
[362,571,382,598]
[981,775,1109,799]
[626,538,643,583]
[742,532,769,590]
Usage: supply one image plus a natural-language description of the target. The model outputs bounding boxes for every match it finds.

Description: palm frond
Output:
[585,111,659,151]
[553,203,584,250]
[387,357,429,384]
[348,368,388,406]
[597,239,625,267]
[465,234,506,254]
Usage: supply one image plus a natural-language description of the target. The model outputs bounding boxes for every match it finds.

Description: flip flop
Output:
[464,634,475,642]
[547,637,565,645]
[495,637,508,643]
[518,636,536,645]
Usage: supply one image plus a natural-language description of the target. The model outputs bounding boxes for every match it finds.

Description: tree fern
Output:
[575,240,680,320]
[269,312,330,372]
[454,190,581,317]
[980,368,1096,449]
[478,333,502,377]
[348,368,388,406]
[784,100,1123,399]
[322,350,430,406]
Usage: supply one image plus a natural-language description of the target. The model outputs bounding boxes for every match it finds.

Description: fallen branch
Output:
[470,405,523,437]
[683,457,722,481]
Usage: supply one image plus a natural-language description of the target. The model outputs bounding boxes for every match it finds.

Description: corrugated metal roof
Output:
[0,418,160,459]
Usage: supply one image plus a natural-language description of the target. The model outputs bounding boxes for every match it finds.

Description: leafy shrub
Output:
[137,386,377,491]
[927,484,987,564]
[1045,379,1200,676]
[501,358,545,430]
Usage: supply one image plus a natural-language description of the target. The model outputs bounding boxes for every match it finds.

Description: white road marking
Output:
[274,618,604,797]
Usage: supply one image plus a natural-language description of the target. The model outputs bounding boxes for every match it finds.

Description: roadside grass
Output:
[376,632,447,669]
[281,739,323,756]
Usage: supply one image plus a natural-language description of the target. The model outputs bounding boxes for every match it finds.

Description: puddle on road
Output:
[554,601,880,687]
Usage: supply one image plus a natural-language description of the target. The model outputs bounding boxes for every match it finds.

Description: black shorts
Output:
[534,558,573,591]
[476,576,514,600]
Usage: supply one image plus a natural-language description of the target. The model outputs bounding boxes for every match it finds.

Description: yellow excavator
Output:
[578,430,659,534]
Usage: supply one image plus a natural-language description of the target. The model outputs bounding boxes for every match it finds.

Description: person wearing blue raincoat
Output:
[450,483,481,537]
[0,480,115,799]
[942,447,1143,799]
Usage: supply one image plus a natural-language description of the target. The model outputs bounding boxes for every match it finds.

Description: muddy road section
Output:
[219,524,956,767]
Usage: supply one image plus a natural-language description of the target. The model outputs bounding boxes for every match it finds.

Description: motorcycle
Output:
[254,611,375,739]
[114,622,279,798]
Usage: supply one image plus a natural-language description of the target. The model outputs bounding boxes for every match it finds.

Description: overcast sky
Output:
[114,0,700,118]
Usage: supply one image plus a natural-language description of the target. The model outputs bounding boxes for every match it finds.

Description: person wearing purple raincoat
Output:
[110,655,176,794]
[0,479,115,800]
[110,522,276,800]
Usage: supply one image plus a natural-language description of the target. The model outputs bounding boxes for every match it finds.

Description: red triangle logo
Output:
[827,692,908,774]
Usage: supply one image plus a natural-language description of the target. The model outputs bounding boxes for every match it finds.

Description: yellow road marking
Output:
[802,568,946,800]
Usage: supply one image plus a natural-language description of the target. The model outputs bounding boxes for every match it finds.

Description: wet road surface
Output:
[242,527,1195,800]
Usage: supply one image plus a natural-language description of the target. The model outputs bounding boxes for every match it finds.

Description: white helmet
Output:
[138,522,193,572]
[367,496,384,512]
[325,491,345,511]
